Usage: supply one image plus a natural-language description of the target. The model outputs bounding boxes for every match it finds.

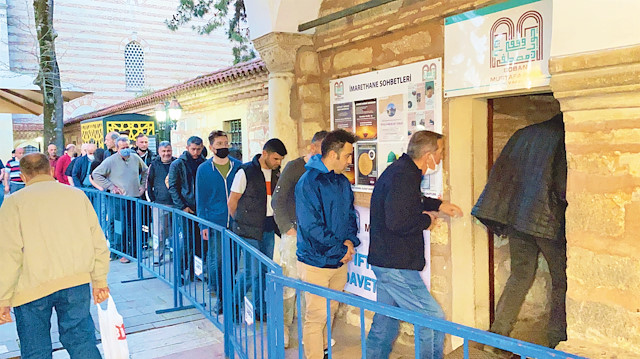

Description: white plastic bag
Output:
[97,295,130,359]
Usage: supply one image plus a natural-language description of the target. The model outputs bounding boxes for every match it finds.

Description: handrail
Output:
[266,273,585,359]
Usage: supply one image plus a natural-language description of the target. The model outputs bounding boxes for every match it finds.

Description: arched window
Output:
[124,41,145,90]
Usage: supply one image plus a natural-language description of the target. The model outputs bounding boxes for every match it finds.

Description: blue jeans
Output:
[0,188,4,208]
[366,266,445,359]
[234,231,275,317]
[9,182,25,194]
[14,284,100,359]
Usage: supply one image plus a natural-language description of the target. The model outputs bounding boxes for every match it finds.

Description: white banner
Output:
[344,206,431,301]
[444,0,552,97]
[330,59,443,198]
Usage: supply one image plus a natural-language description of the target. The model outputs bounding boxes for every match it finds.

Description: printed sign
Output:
[444,0,552,97]
[244,296,254,325]
[330,59,443,196]
[194,255,203,278]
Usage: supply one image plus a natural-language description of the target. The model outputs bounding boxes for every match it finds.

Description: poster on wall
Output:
[444,0,552,97]
[333,103,354,132]
[345,205,431,301]
[330,58,443,196]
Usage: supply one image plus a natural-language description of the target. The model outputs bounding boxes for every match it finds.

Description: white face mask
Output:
[87,154,95,161]
[425,154,441,176]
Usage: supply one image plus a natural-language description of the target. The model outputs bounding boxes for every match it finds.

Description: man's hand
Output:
[423,211,437,231]
[111,186,124,195]
[340,240,356,264]
[438,202,463,218]
[138,186,146,197]
[0,307,12,325]
[4,186,8,195]
[184,207,195,214]
[202,228,209,241]
[286,228,296,236]
[93,287,110,304]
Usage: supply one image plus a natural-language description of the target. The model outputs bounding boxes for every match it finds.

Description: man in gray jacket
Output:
[272,130,326,348]
[93,136,148,262]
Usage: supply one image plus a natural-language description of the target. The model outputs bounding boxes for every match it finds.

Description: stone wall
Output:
[295,0,505,351]
[550,45,640,357]
[490,95,561,345]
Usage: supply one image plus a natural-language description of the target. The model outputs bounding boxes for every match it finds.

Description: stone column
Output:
[550,45,640,357]
[253,32,313,159]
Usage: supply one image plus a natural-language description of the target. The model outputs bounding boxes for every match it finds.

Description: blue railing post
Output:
[135,198,143,279]
[172,209,181,308]
[222,230,233,358]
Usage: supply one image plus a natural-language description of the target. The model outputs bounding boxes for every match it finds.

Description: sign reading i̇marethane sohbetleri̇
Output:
[444,0,552,97]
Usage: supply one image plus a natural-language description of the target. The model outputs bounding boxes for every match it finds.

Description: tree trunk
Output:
[34,0,64,155]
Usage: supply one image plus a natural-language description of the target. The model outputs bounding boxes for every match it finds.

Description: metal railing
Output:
[83,188,583,359]
[82,189,282,359]
[265,274,585,359]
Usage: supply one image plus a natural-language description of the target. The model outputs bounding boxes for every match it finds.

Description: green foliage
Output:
[166,0,255,64]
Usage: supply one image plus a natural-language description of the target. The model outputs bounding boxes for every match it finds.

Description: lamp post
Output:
[154,98,182,143]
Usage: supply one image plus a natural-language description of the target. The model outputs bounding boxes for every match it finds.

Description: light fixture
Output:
[154,103,167,123]
[167,98,183,122]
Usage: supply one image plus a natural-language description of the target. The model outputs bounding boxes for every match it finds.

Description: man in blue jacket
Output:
[196,130,241,313]
[295,129,360,359]
[366,130,462,359]
[71,143,97,188]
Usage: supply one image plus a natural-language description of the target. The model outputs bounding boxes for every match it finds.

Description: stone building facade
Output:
[244,0,640,357]
[65,59,269,163]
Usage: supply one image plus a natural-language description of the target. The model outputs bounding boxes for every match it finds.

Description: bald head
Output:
[20,153,51,182]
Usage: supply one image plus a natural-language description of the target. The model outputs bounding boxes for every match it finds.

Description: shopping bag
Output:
[96,295,130,359]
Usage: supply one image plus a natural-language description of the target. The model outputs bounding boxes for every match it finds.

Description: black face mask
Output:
[215,148,230,158]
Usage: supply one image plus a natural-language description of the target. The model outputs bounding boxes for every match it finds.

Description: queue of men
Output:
[1,128,465,359]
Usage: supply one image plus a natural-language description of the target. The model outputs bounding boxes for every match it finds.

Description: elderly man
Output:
[366,131,462,359]
[4,147,25,194]
[146,141,176,265]
[0,153,110,359]
[71,143,98,189]
[104,131,120,158]
[55,144,76,185]
[47,143,58,177]
[93,136,148,262]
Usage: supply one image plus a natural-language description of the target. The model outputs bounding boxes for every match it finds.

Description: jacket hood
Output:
[179,151,204,162]
[305,154,329,173]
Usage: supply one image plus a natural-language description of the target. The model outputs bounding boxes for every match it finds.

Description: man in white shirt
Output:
[227,138,287,320]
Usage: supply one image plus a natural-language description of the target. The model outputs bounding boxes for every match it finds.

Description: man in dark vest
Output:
[228,138,287,320]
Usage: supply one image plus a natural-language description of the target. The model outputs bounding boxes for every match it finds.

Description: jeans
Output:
[366,266,445,359]
[233,231,275,318]
[9,182,25,194]
[13,284,100,359]
[490,235,567,347]
[0,188,4,208]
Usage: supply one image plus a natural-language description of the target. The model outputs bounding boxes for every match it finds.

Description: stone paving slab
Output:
[0,261,222,359]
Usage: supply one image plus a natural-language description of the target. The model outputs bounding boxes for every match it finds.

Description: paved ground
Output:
[0,261,224,359]
[0,260,508,359]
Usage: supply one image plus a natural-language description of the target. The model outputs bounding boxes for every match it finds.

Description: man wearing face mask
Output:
[366,130,462,359]
[71,143,98,189]
[195,130,242,312]
[92,137,149,263]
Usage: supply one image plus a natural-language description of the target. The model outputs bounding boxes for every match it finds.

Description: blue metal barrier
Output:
[83,189,284,359]
[84,188,583,359]
[265,274,585,359]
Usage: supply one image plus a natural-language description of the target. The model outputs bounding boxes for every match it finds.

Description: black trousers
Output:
[490,235,567,347]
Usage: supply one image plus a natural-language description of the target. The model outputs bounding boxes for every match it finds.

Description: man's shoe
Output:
[323,348,329,359]
[119,257,131,263]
